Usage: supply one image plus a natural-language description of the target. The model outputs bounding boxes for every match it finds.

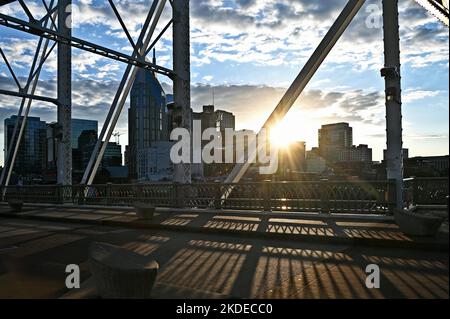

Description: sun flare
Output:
[269,119,300,149]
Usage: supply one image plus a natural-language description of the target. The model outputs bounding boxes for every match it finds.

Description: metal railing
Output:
[0,180,395,214]
[1,178,447,213]
[410,177,449,205]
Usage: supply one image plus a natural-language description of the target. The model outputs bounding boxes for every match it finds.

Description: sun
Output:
[269,119,299,149]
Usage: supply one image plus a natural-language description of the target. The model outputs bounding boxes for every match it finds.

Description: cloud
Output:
[1,0,448,164]
[403,89,441,103]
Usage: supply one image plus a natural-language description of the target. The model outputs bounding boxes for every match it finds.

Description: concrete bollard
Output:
[88,242,159,299]
[134,202,156,220]
[394,208,444,237]
[8,199,23,213]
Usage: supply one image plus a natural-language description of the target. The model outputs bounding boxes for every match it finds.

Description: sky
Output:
[0,0,448,166]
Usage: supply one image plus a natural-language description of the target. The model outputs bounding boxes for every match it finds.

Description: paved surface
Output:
[0,206,448,299]
[0,204,448,250]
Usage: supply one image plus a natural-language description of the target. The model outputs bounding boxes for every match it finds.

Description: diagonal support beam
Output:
[0,47,22,90]
[108,0,136,49]
[224,0,366,186]
[0,13,174,78]
[145,18,173,56]
[18,0,35,22]
[41,0,58,31]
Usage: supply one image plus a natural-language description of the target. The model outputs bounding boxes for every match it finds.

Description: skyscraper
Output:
[4,116,47,176]
[193,105,236,178]
[319,123,353,162]
[128,69,169,179]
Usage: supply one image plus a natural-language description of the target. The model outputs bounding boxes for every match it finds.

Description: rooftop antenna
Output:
[212,86,215,106]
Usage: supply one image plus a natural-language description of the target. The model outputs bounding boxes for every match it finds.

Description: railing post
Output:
[174,182,184,208]
[387,179,397,214]
[135,184,143,204]
[412,177,419,207]
[56,184,63,205]
[79,185,85,206]
[320,181,330,214]
[263,180,272,212]
[214,182,222,210]
[106,183,112,206]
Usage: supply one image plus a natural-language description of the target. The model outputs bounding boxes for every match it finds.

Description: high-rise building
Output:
[137,141,174,182]
[47,119,98,172]
[338,144,373,162]
[78,129,98,170]
[194,105,236,134]
[71,119,98,149]
[193,105,236,178]
[306,148,327,174]
[319,123,353,162]
[103,142,123,167]
[279,141,307,175]
[128,69,169,179]
[4,116,47,176]
[77,130,123,170]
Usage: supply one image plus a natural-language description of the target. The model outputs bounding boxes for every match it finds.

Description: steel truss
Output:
[0,0,191,187]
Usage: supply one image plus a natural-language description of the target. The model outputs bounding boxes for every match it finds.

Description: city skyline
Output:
[0,0,449,167]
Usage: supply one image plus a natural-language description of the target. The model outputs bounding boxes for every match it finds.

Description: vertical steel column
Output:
[172,0,192,184]
[382,0,404,210]
[57,0,72,186]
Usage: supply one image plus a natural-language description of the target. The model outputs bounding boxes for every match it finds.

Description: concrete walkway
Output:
[0,203,448,251]
[0,215,448,299]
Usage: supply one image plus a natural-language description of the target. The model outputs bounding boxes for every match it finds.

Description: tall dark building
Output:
[319,123,353,162]
[279,141,307,175]
[71,119,98,149]
[4,116,47,177]
[103,142,123,167]
[77,130,122,170]
[194,105,236,134]
[128,69,169,179]
[192,105,236,178]
[78,129,98,170]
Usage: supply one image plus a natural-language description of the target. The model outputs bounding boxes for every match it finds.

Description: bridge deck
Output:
[0,207,448,298]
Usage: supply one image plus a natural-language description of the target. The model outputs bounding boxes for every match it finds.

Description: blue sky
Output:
[0,0,448,165]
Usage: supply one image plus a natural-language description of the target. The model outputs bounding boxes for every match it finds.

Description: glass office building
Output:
[4,116,47,175]
[128,69,169,179]
[72,119,98,149]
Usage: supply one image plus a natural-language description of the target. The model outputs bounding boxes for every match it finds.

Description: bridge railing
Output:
[409,177,449,206]
[0,178,447,213]
[0,180,395,214]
